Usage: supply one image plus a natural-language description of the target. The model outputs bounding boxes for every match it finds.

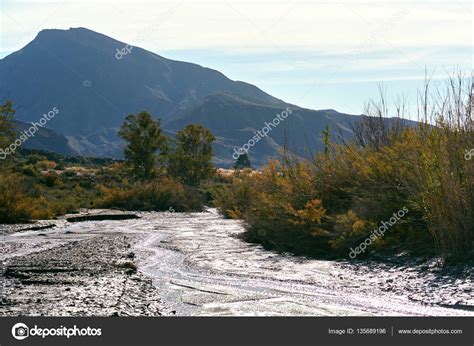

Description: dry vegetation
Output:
[215,76,473,262]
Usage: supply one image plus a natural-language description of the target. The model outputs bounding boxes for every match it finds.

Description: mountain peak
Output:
[38,27,106,36]
[34,27,123,47]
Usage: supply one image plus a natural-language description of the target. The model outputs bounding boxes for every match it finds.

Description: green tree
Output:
[0,100,17,165]
[233,153,251,170]
[168,124,216,186]
[0,100,16,146]
[118,111,167,180]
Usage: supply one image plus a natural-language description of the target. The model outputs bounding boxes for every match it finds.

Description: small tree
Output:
[233,153,251,170]
[0,100,16,167]
[168,124,215,186]
[0,101,16,146]
[118,111,167,180]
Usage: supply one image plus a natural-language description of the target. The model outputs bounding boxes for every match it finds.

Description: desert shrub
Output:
[388,77,474,260]
[217,76,473,261]
[314,132,433,256]
[36,160,56,170]
[213,170,255,218]
[398,116,473,258]
[25,154,48,165]
[41,171,63,187]
[0,173,57,222]
[215,160,333,256]
[95,176,205,212]
[16,163,39,177]
[0,173,34,223]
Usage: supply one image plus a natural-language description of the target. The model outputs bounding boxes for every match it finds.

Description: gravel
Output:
[1,234,164,316]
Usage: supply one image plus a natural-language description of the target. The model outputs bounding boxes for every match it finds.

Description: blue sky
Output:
[1,0,472,118]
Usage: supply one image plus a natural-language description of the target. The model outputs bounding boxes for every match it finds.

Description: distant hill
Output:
[0,27,409,166]
[13,120,78,156]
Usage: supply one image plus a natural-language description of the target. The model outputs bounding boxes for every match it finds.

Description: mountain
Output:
[167,93,359,166]
[0,27,283,134]
[0,27,383,166]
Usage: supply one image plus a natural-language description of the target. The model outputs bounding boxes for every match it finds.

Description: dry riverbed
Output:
[0,209,472,316]
[1,211,164,316]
